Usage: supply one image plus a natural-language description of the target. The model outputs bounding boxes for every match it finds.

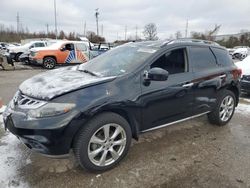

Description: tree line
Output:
[0,23,249,48]
[189,25,250,48]
[0,24,105,43]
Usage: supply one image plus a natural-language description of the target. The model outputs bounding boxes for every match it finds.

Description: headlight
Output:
[28,103,76,118]
[30,51,38,57]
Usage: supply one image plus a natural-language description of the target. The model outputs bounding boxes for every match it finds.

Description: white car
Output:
[236,56,250,76]
[8,41,48,61]
[235,56,250,94]
[232,46,249,61]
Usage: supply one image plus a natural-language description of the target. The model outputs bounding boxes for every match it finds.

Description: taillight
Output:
[232,68,242,79]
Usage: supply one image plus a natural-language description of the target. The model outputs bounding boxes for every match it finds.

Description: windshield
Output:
[78,43,158,77]
[47,41,58,46]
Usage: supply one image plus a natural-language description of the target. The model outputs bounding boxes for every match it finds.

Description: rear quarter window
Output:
[211,47,233,67]
[76,43,87,51]
[189,46,218,72]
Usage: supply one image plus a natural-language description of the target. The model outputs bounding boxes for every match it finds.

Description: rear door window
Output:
[211,47,233,67]
[75,43,87,51]
[189,47,218,72]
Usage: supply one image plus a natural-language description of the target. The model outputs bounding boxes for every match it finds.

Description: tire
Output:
[73,112,132,172]
[43,57,56,69]
[15,53,22,62]
[208,90,236,126]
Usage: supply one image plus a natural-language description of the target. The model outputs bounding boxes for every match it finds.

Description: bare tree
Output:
[207,24,221,41]
[86,30,105,43]
[175,31,182,39]
[143,23,158,40]
[191,24,221,41]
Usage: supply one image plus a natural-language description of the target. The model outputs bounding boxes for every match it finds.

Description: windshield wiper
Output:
[79,69,99,77]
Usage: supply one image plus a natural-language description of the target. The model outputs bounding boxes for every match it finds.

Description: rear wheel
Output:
[73,112,132,172]
[43,57,56,69]
[208,90,236,126]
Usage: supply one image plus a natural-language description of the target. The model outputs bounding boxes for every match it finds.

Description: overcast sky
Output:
[0,0,250,42]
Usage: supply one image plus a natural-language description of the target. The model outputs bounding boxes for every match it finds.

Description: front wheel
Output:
[43,57,56,69]
[15,53,22,62]
[208,90,236,126]
[73,112,132,172]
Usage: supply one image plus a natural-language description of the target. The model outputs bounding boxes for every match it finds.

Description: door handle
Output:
[182,83,194,88]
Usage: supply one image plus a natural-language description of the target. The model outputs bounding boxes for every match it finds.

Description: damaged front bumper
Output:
[3,103,82,156]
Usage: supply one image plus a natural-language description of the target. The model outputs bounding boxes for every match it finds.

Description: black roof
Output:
[132,38,223,49]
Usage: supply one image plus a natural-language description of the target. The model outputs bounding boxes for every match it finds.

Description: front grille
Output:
[242,75,250,82]
[13,91,46,109]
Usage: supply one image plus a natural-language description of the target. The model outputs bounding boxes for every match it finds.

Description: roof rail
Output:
[162,38,220,47]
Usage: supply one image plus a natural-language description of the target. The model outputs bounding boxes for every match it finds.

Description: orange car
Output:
[29,41,91,69]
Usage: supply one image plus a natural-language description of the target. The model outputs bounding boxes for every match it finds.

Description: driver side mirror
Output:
[144,67,169,81]
[60,47,66,51]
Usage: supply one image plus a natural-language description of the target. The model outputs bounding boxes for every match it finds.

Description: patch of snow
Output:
[19,67,115,100]
[240,98,250,103]
[96,174,101,178]
[235,103,250,116]
[0,122,30,188]
[25,159,32,165]
[0,105,6,115]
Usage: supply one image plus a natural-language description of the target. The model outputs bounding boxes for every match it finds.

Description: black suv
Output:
[3,39,241,172]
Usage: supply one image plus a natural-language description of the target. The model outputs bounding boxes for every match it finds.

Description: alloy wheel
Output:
[87,123,127,167]
[44,59,55,69]
[219,95,234,122]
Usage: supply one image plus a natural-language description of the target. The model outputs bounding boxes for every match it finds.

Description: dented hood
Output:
[19,66,115,100]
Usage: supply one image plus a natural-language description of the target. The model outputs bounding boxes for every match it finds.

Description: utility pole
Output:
[135,25,138,41]
[125,25,127,41]
[46,24,49,35]
[117,32,119,41]
[185,19,189,38]
[83,21,86,36]
[54,0,58,40]
[16,12,19,33]
[101,24,103,36]
[95,8,99,36]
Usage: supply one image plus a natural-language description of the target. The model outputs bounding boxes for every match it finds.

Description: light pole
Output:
[95,8,99,36]
[54,0,58,39]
